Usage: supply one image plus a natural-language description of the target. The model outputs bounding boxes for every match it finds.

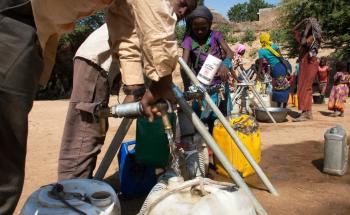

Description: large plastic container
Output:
[118,140,157,198]
[20,179,120,215]
[197,54,222,85]
[288,94,298,107]
[138,176,256,215]
[323,125,348,176]
[253,93,271,108]
[213,115,261,177]
[135,113,176,167]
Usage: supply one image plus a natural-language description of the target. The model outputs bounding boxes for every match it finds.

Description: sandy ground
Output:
[13,96,350,215]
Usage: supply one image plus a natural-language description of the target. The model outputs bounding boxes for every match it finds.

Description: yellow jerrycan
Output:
[213,115,261,177]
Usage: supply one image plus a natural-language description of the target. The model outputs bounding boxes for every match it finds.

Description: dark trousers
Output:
[0,12,43,215]
[58,59,110,180]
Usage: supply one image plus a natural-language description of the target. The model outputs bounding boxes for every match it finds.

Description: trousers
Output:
[0,10,43,214]
[58,58,110,180]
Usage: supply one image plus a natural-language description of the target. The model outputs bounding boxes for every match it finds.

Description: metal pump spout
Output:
[154,100,173,132]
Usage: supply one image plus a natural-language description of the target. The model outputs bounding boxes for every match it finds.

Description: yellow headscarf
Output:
[259,33,281,58]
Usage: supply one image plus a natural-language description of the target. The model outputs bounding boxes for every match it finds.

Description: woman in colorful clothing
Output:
[289,59,299,107]
[229,43,246,91]
[181,5,234,133]
[233,43,246,71]
[328,61,350,117]
[258,32,290,108]
[179,6,234,178]
[318,56,330,96]
[292,18,321,121]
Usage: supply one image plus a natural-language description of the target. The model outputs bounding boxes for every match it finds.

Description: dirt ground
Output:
[13,95,350,215]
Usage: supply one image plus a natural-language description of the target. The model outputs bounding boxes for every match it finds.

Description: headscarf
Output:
[186,6,214,69]
[235,43,246,55]
[259,32,281,58]
[186,6,213,24]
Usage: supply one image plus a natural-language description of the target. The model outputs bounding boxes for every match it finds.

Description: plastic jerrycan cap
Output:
[330,127,338,134]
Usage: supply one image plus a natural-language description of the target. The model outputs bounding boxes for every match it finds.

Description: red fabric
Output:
[288,74,295,85]
[297,55,319,111]
[318,66,329,83]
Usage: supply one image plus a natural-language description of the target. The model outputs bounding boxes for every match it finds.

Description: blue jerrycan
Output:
[118,140,157,198]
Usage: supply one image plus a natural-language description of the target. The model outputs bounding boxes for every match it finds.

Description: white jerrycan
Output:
[138,176,256,215]
[20,179,121,215]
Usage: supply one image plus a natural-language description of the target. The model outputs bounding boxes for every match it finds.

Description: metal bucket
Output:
[313,95,324,104]
[253,107,289,123]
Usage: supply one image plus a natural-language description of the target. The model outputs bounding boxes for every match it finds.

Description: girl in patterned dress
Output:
[328,61,350,117]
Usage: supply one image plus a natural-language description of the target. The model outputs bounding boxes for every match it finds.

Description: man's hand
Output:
[140,75,176,122]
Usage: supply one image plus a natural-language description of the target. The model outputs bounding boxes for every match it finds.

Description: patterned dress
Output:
[258,45,290,103]
[328,72,350,112]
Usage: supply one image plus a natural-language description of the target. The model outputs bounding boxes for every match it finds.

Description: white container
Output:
[138,176,256,215]
[324,125,348,176]
[197,54,222,85]
[20,179,120,215]
[253,93,271,108]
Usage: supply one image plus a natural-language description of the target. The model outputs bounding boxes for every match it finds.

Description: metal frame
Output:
[232,67,277,123]
[94,118,134,180]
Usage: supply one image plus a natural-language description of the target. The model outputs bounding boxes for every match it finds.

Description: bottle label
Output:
[197,54,222,85]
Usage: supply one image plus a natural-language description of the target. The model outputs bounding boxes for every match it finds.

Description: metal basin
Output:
[253,107,290,123]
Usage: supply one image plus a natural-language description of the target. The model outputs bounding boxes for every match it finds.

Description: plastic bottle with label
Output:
[196,54,222,85]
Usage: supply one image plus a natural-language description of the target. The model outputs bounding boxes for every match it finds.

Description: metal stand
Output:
[179,57,278,197]
[231,82,255,114]
[94,118,134,180]
[232,67,276,123]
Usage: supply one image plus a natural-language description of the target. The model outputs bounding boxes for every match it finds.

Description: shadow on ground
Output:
[312,158,324,173]
[102,137,350,215]
[104,171,146,215]
[319,111,333,117]
[244,139,350,215]
[287,110,300,118]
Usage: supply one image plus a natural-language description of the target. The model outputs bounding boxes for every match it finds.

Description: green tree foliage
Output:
[217,24,231,40]
[242,28,256,45]
[59,11,105,51]
[269,28,289,45]
[36,11,106,100]
[228,0,274,23]
[279,0,350,59]
[197,0,204,6]
[175,23,186,44]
